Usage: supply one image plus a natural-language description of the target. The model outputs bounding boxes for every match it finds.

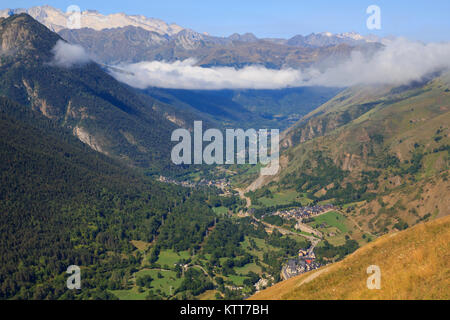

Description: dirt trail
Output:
[235,187,251,208]
[295,265,331,288]
[343,210,375,237]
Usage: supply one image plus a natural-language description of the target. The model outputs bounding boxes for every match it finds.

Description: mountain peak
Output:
[0,13,60,59]
[229,32,258,42]
[0,5,185,35]
[287,31,375,47]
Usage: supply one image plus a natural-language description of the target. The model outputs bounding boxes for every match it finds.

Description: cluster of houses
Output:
[267,204,336,221]
[158,176,230,191]
[283,252,321,279]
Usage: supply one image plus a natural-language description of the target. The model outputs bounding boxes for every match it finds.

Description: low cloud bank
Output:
[111,58,303,90]
[111,38,450,89]
[51,40,91,68]
[307,39,450,87]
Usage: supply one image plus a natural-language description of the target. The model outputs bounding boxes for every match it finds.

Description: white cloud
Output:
[51,40,91,68]
[110,39,450,89]
[307,38,450,87]
[110,58,304,90]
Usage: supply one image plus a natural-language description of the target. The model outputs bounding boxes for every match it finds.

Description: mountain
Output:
[0,13,188,172]
[0,94,204,299]
[287,32,379,48]
[143,86,343,130]
[0,16,224,299]
[228,32,259,43]
[254,73,450,236]
[0,6,379,49]
[250,214,450,299]
[0,5,183,35]
[0,3,371,68]
[60,25,382,68]
[58,24,381,68]
[0,6,384,69]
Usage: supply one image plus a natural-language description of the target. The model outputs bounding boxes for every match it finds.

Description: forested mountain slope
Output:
[0,14,185,171]
[0,95,196,299]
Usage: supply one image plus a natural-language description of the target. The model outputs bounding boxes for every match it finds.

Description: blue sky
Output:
[4,0,450,41]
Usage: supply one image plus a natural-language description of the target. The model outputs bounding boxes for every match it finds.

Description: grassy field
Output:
[307,211,349,233]
[234,262,262,275]
[240,236,279,261]
[306,211,350,245]
[258,189,312,207]
[197,290,220,300]
[212,206,229,215]
[130,240,151,252]
[250,215,450,300]
[156,250,190,267]
[110,287,148,300]
[135,269,182,296]
[111,268,183,300]
[225,274,248,286]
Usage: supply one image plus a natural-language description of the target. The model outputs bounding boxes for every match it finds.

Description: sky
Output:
[3,0,450,42]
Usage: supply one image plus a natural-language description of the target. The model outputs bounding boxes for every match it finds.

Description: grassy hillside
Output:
[260,73,450,237]
[250,214,450,300]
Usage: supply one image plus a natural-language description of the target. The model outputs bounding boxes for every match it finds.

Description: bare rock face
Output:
[74,126,108,155]
[0,13,59,59]
[1,6,382,67]
[0,5,184,35]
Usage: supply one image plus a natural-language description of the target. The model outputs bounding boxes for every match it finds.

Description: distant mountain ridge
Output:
[1,5,383,68]
[58,25,382,68]
[0,5,184,35]
[0,5,380,45]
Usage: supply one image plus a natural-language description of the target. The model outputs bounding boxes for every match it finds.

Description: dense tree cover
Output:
[0,97,205,299]
[203,220,245,259]
[0,65,322,301]
[266,230,308,256]
[208,193,243,211]
[315,239,359,262]
[203,218,266,259]
[263,215,284,226]
[136,275,153,288]
[177,268,213,296]
[156,194,216,252]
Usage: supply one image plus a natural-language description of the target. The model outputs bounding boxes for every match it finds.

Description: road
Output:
[233,186,320,242]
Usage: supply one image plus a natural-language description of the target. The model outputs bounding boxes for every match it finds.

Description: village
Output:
[266,204,336,221]
[158,175,231,193]
[282,247,321,280]
[160,175,332,282]
[262,204,337,280]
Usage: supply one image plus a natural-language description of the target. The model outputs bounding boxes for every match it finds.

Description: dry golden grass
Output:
[130,240,151,252]
[250,215,450,300]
